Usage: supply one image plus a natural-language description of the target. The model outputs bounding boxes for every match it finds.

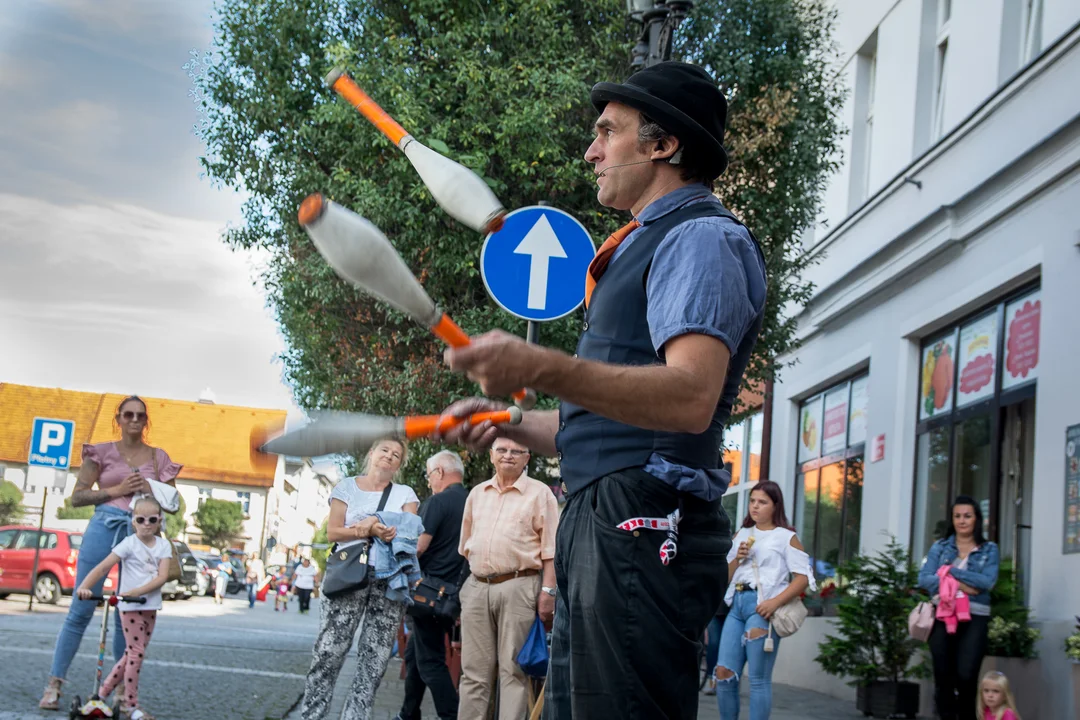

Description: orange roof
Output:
[0,383,285,488]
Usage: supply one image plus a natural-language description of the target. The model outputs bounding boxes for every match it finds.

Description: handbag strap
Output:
[376,482,394,513]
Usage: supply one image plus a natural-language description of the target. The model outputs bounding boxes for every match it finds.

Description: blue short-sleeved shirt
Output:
[609,184,767,500]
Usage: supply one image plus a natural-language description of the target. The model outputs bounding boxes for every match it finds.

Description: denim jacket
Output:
[369,511,425,604]
[917,536,999,612]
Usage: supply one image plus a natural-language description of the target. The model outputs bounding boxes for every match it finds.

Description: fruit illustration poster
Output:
[956,313,998,408]
[920,328,958,421]
[1002,290,1040,391]
[799,395,822,462]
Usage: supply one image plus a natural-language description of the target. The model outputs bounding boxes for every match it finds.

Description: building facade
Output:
[0,384,329,558]
[762,1,1080,716]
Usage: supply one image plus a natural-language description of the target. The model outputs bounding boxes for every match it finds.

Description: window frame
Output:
[910,282,1040,558]
[721,411,764,524]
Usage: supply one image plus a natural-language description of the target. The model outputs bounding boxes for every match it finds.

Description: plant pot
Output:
[855,681,920,718]
[981,656,1041,720]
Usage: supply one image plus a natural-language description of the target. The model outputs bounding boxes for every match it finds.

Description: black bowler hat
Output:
[590,61,728,178]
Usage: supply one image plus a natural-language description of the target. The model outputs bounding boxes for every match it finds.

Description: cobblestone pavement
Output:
[4,593,883,720]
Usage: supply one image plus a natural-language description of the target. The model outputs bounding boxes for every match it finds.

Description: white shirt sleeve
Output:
[726,527,749,564]
[784,533,817,592]
[400,485,419,507]
[154,538,174,562]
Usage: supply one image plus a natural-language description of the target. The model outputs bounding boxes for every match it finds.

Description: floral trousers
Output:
[301,579,405,720]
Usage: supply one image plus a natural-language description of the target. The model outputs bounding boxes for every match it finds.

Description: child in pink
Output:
[979,670,1021,719]
[275,570,290,612]
[77,497,172,720]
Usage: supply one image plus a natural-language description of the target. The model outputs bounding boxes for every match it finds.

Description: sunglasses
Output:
[121,411,147,421]
[134,515,160,525]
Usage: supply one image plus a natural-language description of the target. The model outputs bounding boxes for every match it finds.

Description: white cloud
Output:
[0,193,297,413]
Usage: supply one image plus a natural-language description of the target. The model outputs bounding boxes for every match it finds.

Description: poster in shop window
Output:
[822,386,849,456]
[1064,424,1080,554]
[956,314,998,408]
[798,395,822,463]
[848,376,869,446]
[1002,291,1041,391]
[920,329,958,421]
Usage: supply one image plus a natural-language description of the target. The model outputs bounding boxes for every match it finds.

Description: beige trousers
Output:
[458,574,541,720]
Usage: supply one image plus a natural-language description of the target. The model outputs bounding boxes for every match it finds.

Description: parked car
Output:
[0,525,119,604]
[161,540,200,601]
[194,552,244,595]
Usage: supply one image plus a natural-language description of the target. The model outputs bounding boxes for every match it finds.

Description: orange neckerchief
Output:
[584,220,640,308]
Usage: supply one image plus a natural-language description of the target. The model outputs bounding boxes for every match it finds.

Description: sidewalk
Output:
[285,657,872,719]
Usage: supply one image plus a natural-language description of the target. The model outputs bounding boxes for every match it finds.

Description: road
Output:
[2,593,875,720]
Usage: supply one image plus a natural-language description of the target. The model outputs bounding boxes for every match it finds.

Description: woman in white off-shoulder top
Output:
[714,481,815,720]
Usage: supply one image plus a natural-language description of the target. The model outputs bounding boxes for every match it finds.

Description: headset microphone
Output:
[596,159,656,178]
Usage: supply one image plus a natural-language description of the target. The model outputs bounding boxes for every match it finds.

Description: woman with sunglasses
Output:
[39,396,182,711]
[75,496,173,720]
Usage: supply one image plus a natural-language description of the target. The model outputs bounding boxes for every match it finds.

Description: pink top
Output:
[984,709,1019,720]
[82,442,182,511]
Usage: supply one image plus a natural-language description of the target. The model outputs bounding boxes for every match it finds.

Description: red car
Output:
[0,525,120,604]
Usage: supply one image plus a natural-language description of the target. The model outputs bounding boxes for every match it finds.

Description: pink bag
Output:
[908,601,934,642]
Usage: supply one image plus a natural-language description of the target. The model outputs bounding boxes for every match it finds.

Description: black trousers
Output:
[928,615,989,720]
[296,587,313,613]
[400,614,458,720]
[543,469,731,720]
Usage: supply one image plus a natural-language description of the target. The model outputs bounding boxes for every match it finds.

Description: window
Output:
[721,412,764,526]
[237,492,251,515]
[849,32,878,210]
[1021,0,1043,63]
[0,529,17,549]
[198,488,212,508]
[931,0,951,140]
[14,531,56,550]
[794,374,869,587]
[911,286,1041,597]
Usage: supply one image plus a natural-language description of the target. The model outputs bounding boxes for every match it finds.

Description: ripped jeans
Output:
[715,588,781,720]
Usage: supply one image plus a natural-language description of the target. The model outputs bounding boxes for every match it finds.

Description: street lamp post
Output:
[626,1,696,68]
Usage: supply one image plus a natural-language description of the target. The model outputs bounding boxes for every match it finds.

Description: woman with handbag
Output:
[715,481,814,720]
[917,495,1000,720]
[38,396,182,711]
[301,438,419,720]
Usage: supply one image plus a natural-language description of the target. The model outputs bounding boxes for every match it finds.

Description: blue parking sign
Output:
[28,418,76,471]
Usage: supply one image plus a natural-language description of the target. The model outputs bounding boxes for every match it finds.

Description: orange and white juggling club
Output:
[254,407,522,457]
[324,66,506,235]
[298,193,536,410]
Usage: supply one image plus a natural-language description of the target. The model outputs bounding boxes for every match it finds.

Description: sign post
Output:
[26,418,75,611]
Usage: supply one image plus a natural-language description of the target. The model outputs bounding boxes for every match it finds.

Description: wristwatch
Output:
[541,586,557,597]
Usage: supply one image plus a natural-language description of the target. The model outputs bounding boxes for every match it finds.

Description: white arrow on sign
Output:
[513,214,567,310]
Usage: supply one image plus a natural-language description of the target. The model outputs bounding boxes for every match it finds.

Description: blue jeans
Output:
[716,589,782,720]
[49,505,131,679]
[247,581,257,607]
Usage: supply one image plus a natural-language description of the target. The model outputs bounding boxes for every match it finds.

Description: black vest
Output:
[554,203,764,495]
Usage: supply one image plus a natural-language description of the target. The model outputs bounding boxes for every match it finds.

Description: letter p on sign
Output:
[39,423,66,453]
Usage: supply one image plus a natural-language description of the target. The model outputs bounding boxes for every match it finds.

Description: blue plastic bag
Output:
[516,614,549,677]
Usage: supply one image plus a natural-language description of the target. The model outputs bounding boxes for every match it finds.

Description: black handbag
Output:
[321,483,393,598]
[408,563,469,619]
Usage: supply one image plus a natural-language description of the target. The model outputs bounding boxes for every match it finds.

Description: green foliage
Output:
[190,0,844,487]
[56,497,95,521]
[164,493,188,540]
[987,558,1040,658]
[0,480,24,526]
[1065,617,1080,662]
[193,498,245,550]
[816,537,930,686]
[311,518,329,573]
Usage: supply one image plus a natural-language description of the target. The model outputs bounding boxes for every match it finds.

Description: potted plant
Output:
[981,559,1041,719]
[1066,616,1080,716]
[816,538,928,718]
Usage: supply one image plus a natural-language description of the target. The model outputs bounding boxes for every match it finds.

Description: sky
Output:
[0,0,299,415]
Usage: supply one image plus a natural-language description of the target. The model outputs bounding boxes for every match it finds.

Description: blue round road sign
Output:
[480,206,595,322]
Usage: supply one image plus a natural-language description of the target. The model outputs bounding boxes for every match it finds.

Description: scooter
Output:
[69,594,146,719]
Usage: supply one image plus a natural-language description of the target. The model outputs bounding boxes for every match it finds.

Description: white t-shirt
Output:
[725,525,817,606]
[330,478,419,549]
[112,534,174,611]
[293,563,319,590]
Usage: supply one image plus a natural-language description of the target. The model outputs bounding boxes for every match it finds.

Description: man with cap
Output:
[438,61,767,719]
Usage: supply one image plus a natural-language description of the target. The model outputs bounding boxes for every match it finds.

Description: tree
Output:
[165,493,188,540]
[193,498,245,550]
[311,519,329,573]
[56,497,95,521]
[0,480,24,526]
[190,0,844,490]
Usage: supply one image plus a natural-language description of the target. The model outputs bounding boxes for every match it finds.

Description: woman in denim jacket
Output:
[918,495,1000,720]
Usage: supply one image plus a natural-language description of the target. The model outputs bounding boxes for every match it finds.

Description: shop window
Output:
[911,286,1040,598]
[721,412,764,526]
